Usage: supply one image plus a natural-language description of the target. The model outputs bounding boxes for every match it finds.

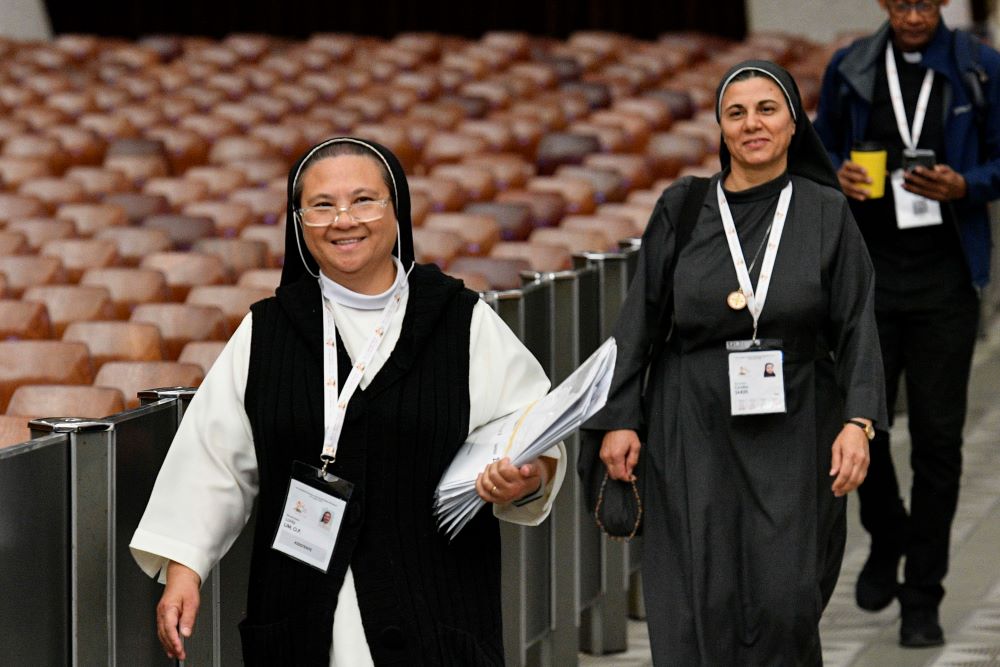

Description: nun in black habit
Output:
[130,137,565,666]
[584,61,888,664]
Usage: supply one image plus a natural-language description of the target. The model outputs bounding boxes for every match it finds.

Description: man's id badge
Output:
[727,339,786,416]
[890,169,942,229]
[271,460,353,572]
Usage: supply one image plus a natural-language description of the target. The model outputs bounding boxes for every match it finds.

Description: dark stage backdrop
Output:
[43,0,747,41]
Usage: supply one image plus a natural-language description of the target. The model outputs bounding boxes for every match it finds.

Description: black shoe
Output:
[900,606,944,648]
[855,548,900,611]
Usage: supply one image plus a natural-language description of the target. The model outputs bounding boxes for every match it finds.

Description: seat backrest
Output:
[0,255,65,297]
[130,302,228,359]
[0,340,93,412]
[423,213,501,256]
[139,251,228,301]
[80,267,169,318]
[0,415,31,448]
[40,238,119,282]
[22,284,115,336]
[6,384,126,419]
[178,341,227,375]
[236,268,281,291]
[192,238,268,279]
[56,203,128,237]
[446,256,530,291]
[94,360,203,409]
[62,320,163,369]
[95,227,172,266]
[185,285,271,332]
[0,299,52,340]
[489,241,572,273]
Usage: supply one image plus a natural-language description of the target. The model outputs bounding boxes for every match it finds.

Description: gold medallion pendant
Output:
[727,289,747,311]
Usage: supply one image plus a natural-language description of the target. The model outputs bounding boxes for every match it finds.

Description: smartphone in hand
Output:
[901,148,936,172]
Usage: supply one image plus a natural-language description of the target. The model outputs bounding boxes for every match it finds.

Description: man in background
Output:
[813,0,1000,649]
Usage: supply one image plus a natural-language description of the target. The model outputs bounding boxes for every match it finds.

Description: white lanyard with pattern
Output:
[885,42,935,151]
[718,180,794,341]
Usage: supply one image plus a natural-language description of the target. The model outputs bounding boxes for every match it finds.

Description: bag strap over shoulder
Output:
[649,176,710,364]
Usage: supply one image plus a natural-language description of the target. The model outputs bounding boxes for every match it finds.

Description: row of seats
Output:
[0,29,838,443]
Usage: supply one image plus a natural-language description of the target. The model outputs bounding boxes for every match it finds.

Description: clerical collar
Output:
[901,50,922,64]
[319,257,406,310]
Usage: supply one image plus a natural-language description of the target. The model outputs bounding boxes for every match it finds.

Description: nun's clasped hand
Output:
[476,457,545,505]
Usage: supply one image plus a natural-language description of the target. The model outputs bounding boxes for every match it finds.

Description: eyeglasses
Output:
[297,199,390,227]
[887,1,940,15]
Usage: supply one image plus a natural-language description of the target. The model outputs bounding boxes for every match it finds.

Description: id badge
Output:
[271,460,354,572]
[890,169,942,229]
[726,339,786,416]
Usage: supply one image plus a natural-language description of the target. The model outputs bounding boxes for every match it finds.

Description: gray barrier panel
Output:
[484,281,554,667]
[0,433,72,665]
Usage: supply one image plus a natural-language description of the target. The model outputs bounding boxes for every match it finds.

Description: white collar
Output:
[901,50,922,64]
[319,257,406,311]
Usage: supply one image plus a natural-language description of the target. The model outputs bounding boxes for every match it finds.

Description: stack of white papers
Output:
[434,337,617,538]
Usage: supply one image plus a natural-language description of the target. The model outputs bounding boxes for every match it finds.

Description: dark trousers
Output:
[857,280,979,609]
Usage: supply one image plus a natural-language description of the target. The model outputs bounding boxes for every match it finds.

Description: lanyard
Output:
[718,180,793,340]
[319,271,408,471]
[885,42,934,150]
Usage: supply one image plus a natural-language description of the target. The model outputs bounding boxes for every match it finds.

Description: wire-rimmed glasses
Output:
[297,199,390,227]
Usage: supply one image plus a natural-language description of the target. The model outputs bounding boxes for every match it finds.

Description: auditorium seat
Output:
[40,238,119,282]
[0,193,47,224]
[208,135,277,166]
[582,153,654,191]
[671,119,720,153]
[239,225,285,267]
[56,203,128,237]
[464,202,533,241]
[0,255,65,297]
[596,202,654,235]
[178,340,228,374]
[460,153,535,189]
[560,214,638,246]
[0,299,51,339]
[77,113,139,143]
[645,88,696,122]
[143,126,210,174]
[142,177,211,210]
[446,270,490,292]
[1,135,67,175]
[180,201,253,238]
[227,188,286,226]
[93,360,204,409]
[103,152,169,187]
[22,284,115,336]
[178,114,239,143]
[230,159,288,188]
[5,383,126,420]
[64,166,131,198]
[0,415,30,447]
[645,132,709,179]
[445,256,530,291]
[130,303,229,359]
[0,230,28,255]
[183,166,248,197]
[613,97,674,131]
[406,177,467,213]
[412,228,464,267]
[237,268,281,291]
[421,132,490,168]
[588,109,653,151]
[95,227,172,266]
[494,189,566,228]
[423,213,501,256]
[249,125,308,164]
[0,340,93,412]
[62,320,164,369]
[0,156,50,189]
[141,214,216,249]
[103,192,171,224]
[529,227,608,254]
[489,241,572,272]
[527,176,597,215]
[429,164,496,202]
[139,250,228,301]
[192,237,268,279]
[554,165,627,204]
[6,217,76,251]
[186,285,272,332]
[80,267,169,318]
[535,132,602,175]
[114,105,166,132]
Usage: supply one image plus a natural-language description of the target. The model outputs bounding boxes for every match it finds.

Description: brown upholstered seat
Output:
[231,159,289,188]
[6,218,76,251]
[178,114,239,142]
[141,214,216,250]
[0,230,28,255]
[528,227,608,254]
[489,241,572,272]
[445,270,490,292]
[182,166,248,197]
[22,284,115,336]
[554,165,627,204]
[143,126,210,174]
[645,132,709,179]
[5,384,126,420]
[560,214,638,247]
[102,193,171,224]
[0,300,51,339]
[445,256,530,291]
[192,238,268,280]
[596,202,654,236]
[93,360,204,409]
[0,256,65,297]
[64,166,131,198]
[46,125,108,167]
[494,189,566,228]
[423,213,501,256]
[178,341,228,375]
[535,132,602,175]
[1,135,67,175]
[406,177,467,213]
[583,153,654,191]
[139,251,228,301]
[527,176,597,215]
[142,177,211,210]
[40,238,119,282]
[0,415,31,446]
[0,193,47,224]
[236,268,281,291]
[186,285,272,332]
[129,302,229,359]
[0,157,50,188]
[412,228,464,267]
[429,164,496,202]
[94,227,171,267]
[183,201,255,237]
[613,97,674,131]
[460,153,535,190]
[588,109,653,151]
[463,202,533,241]
[55,203,127,237]
[421,132,489,168]
[227,188,286,226]
[239,225,285,267]
[62,320,164,369]
[0,340,93,412]
[80,267,169,318]
[77,113,139,142]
